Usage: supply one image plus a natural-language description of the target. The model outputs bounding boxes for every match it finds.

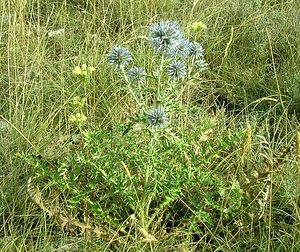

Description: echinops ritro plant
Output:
[106,20,208,129]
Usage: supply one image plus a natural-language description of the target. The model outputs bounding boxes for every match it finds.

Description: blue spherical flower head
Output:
[167,60,187,80]
[107,45,132,69]
[188,42,204,59]
[146,107,168,128]
[148,20,184,54]
[128,66,146,85]
[167,38,190,59]
[194,59,208,71]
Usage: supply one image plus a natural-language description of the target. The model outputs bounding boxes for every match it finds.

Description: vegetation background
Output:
[1,0,300,251]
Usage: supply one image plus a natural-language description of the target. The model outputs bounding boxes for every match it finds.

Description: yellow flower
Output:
[73,64,95,76]
[87,66,95,73]
[81,64,87,71]
[73,66,82,75]
[72,96,86,109]
[191,21,207,33]
[69,113,87,127]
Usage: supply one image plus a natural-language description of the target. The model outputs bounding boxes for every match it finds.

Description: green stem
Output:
[121,67,143,108]
[157,55,165,105]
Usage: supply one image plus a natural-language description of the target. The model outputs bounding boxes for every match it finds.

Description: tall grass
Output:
[1,0,300,251]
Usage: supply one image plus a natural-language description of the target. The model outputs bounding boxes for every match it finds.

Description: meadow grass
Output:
[1,0,300,251]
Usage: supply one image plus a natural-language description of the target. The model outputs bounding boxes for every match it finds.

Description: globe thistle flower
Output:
[127,66,146,85]
[167,60,187,80]
[188,42,204,59]
[146,107,168,128]
[194,58,208,71]
[168,38,190,59]
[107,45,132,69]
[148,20,184,54]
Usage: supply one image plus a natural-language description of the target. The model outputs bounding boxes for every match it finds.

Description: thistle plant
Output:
[188,42,204,59]
[106,20,208,129]
[127,66,147,85]
[21,20,249,242]
[145,107,168,128]
[107,45,132,70]
[148,20,184,55]
[167,60,187,80]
